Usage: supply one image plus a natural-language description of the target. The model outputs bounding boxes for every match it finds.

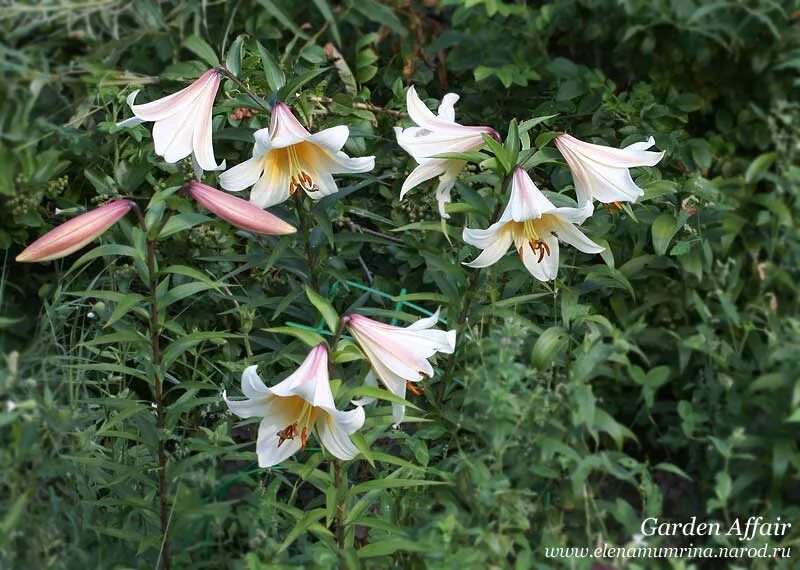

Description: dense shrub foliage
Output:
[1,1,799,568]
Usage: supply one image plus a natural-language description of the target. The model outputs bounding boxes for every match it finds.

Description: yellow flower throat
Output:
[513,219,551,263]
[286,144,317,195]
[277,399,317,449]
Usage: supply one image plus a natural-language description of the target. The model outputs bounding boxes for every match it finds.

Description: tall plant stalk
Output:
[437,172,510,403]
[135,205,171,570]
[293,192,320,290]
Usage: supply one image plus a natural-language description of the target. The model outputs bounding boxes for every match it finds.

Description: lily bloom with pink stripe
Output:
[555,133,664,206]
[395,86,498,219]
[118,69,225,172]
[344,309,456,425]
[223,344,365,467]
[220,102,374,208]
[463,167,604,282]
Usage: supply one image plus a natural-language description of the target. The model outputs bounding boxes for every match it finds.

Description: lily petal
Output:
[316,407,365,460]
[257,416,303,467]
[187,181,296,235]
[502,167,556,222]
[219,156,264,192]
[555,133,664,205]
[16,200,134,263]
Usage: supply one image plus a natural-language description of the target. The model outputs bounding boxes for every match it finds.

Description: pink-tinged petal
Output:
[437,93,460,122]
[519,236,560,282]
[256,417,303,467]
[555,133,662,204]
[250,164,291,208]
[551,218,604,254]
[241,365,271,398]
[16,200,134,263]
[559,133,664,168]
[309,125,349,152]
[129,69,218,122]
[187,181,296,235]
[463,222,513,268]
[434,161,464,219]
[400,161,446,199]
[268,344,337,411]
[219,156,265,192]
[191,71,224,171]
[152,102,195,163]
[502,167,556,222]
[344,313,456,410]
[269,102,310,148]
[395,127,488,161]
[316,407,365,460]
[404,86,496,139]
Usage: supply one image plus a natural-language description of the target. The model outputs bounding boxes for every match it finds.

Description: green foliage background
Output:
[1,0,799,568]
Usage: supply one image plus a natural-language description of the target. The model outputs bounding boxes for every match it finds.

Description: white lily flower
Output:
[555,133,664,206]
[344,308,456,425]
[463,167,604,282]
[118,69,225,171]
[395,86,498,219]
[224,344,365,467]
[219,102,375,208]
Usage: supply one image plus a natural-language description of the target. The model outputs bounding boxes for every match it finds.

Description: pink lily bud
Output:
[186,181,296,236]
[16,199,135,263]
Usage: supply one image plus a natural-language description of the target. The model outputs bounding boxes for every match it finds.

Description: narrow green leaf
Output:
[352,0,407,36]
[745,152,777,184]
[255,0,309,39]
[103,293,145,329]
[183,34,219,67]
[264,326,326,346]
[225,34,247,76]
[312,0,341,45]
[305,287,339,333]
[531,326,568,369]
[255,40,286,93]
[349,478,448,495]
[651,213,679,256]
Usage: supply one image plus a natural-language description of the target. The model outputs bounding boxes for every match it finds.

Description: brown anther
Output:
[276,424,297,447]
[605,201,623,213]
[406,381,423,396]
[530,240,551,263]
[289,172,318,195]
[300,427,309,449]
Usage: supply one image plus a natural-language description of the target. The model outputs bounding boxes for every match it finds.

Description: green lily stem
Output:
[333,460,347,553]
[293,192,321,291]
[437,171,510,404]
[133,204,172,570]
[327,317,350,553]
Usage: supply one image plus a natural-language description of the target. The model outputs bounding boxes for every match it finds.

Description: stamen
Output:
[406,381,423,396]
[529,239,551,263]
[276,400,316,449]
[286,145,318,196]
[605,201,623,213]
[276,424,297,447]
